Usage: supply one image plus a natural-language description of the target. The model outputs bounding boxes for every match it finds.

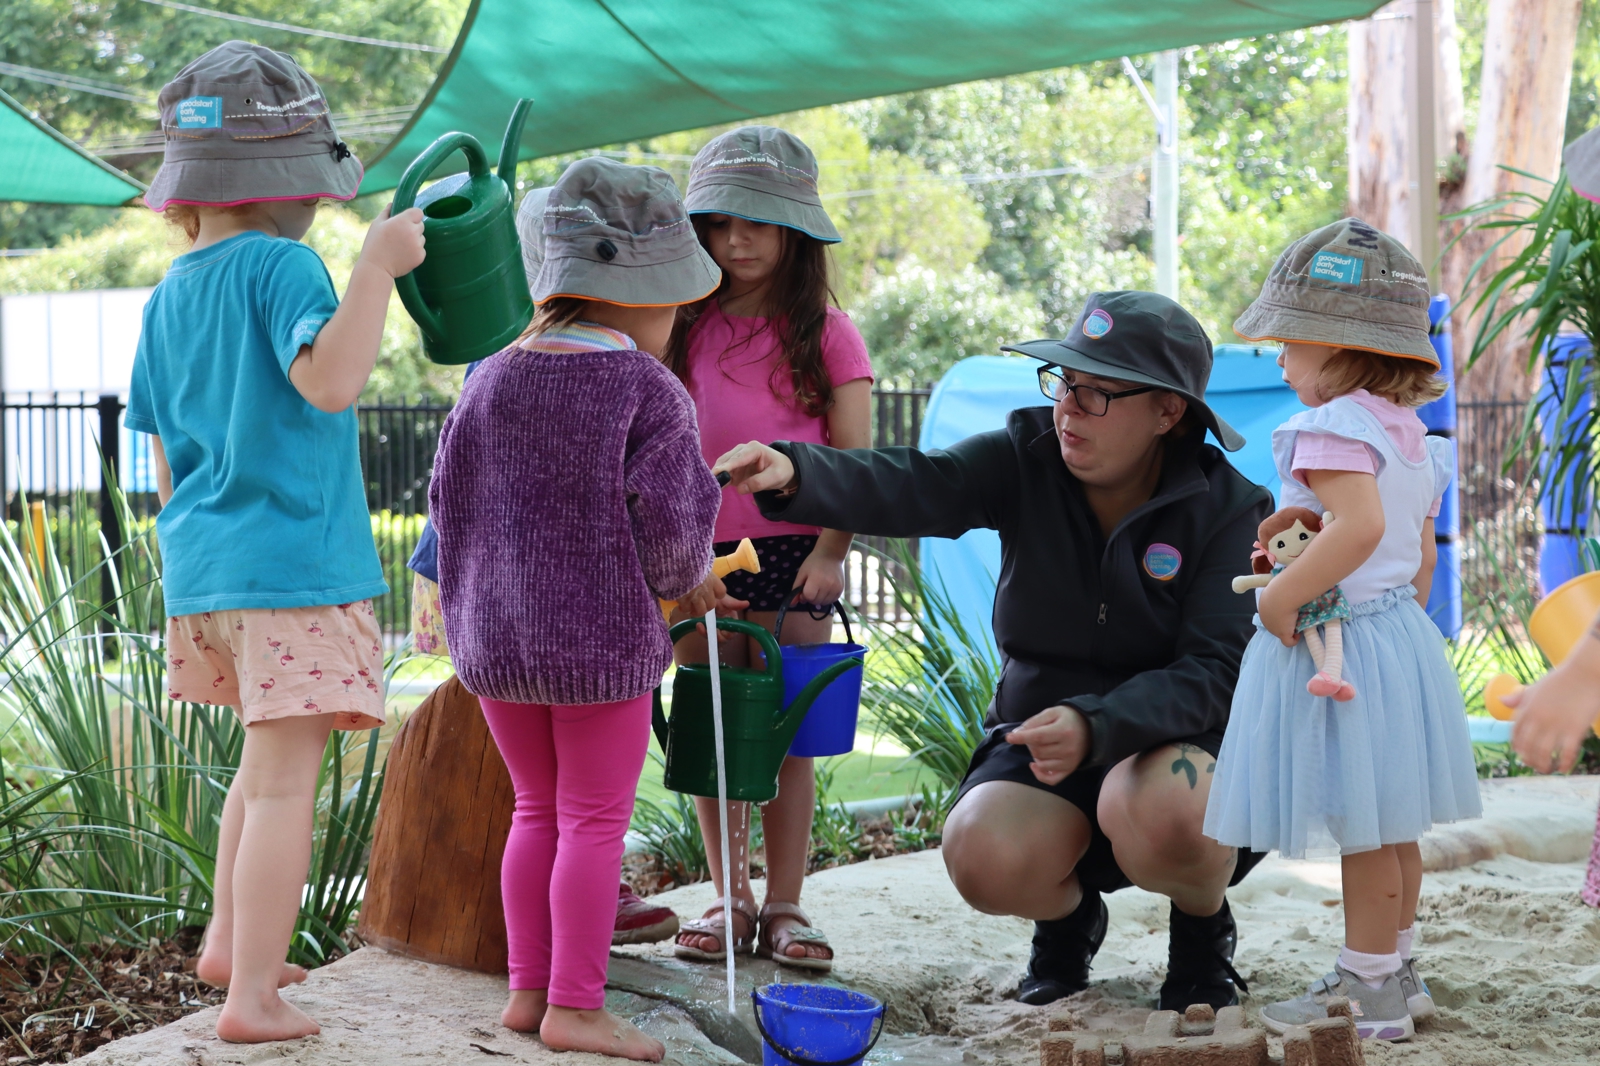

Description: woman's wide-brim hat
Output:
[1232,217,1438,367]
[1004,290,1246,453]
[145,40,362,211]
[532,157,721,307]
[684,125,841,243]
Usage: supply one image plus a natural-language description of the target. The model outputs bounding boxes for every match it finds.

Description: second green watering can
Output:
[653,619,862,804]
[392,99,534,365]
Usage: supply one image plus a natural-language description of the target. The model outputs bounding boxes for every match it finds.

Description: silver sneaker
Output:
[1259,964,1415,1042]
[1398,958,1435,1024]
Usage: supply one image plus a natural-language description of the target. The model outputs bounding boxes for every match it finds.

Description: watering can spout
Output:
[774,657,863,750]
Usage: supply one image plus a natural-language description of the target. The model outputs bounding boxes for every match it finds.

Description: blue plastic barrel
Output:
[752,984,884,1066]
[1537,334,1595,594]
[775,593,866,758]
[1419,293,1462,638]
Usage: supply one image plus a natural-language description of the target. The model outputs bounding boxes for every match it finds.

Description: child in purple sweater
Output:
[429,158,723,1062]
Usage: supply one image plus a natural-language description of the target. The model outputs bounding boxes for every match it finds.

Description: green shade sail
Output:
[0,87,145,206]
[362,0,1385,193]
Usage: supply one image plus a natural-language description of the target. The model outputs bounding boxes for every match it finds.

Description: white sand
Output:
[74,777,1600,1065]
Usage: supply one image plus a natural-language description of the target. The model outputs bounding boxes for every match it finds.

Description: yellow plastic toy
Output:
[659,538,760,620]
[1485,570,1600,735]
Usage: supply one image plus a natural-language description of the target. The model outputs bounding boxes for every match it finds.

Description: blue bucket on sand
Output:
[752,983,885,1066]
[775,592,866,758]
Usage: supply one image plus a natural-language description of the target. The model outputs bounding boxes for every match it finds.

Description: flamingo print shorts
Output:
[165,601,386,730]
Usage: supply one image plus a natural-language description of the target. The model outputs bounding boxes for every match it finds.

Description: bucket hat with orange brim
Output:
[145,40,361,211]
[532,157,721,307]
[1232,217,1437,367]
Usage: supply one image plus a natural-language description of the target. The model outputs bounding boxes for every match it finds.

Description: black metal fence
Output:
[3,388,932,635]
[1455,400,1541,605]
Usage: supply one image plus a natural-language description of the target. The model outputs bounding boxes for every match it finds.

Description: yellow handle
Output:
[1484,670,1600,739]
[1484,673,1520,721]
[659,538,761,620]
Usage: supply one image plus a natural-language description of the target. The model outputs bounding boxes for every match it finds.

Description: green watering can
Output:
[653,619,862,804]
[392,99,535,365]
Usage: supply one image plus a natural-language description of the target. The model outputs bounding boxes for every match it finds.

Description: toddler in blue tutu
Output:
[1203,219,1481,1041]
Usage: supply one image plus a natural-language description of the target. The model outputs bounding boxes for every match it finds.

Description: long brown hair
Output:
[663,218,838,417]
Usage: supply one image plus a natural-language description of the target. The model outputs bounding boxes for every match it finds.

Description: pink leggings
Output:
[478,692,652,1009]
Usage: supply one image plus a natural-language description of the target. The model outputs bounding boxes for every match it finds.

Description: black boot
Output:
[1158,899,1248,1011]
[1016,890,1108,1005]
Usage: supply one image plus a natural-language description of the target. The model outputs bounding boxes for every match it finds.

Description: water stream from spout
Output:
[705,606,736,1014]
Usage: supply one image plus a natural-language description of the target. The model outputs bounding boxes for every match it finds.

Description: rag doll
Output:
[1232,506,1355,701]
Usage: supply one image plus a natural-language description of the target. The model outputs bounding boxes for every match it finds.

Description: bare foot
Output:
[540,1005,663,1062]
[194,949,308,989]
[215,992,321,1043]
[502,988,549,1032]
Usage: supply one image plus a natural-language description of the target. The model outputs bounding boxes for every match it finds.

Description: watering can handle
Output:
[668,617,783,681]
[651,688,669,750]
[773,588,852,645]
[750,990,885,1066]
[391,132,493,343]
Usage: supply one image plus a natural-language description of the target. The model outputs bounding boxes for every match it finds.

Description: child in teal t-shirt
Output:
[127,41,424,1044]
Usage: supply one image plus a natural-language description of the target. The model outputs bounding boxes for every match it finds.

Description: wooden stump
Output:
[357,675,513,972]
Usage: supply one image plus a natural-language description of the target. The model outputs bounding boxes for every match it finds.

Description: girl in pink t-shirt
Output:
[662,126,873,974]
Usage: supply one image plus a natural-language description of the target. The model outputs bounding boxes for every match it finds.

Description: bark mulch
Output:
[1,926,223,1063]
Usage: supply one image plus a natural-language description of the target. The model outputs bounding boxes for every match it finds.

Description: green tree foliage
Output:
[855,261,1046,384]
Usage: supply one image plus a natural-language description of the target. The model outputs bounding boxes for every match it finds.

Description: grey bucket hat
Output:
[1004,290,1245,452]
[684,126,841,243]
[145,40,361,211]
[515,186,553,291]
[1233,217,1437,367]
[533,157,721,307]
[1564,125,1600,204]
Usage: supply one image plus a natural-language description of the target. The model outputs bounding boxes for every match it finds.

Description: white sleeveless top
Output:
[1271,395,1455,605]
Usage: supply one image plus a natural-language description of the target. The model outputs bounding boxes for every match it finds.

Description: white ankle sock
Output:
[1395,926,1415,961]
[1338,946,1402,990]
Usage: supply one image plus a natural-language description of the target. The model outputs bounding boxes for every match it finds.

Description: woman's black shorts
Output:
[715,534,831,612]
[954,724,1266,895]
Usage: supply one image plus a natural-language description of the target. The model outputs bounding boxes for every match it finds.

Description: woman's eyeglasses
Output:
[1036,366,1157,416]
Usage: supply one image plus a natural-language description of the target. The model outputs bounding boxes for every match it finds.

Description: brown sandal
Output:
[757,901,833,973]
[673,896,757,962]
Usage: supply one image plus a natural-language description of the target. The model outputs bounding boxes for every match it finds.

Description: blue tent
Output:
[917,345,1303,644]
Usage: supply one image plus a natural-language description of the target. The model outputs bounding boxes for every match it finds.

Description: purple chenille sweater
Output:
[429,343,719,705]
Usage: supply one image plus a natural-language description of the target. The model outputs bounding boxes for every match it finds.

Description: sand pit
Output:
[71,777,1600,1065]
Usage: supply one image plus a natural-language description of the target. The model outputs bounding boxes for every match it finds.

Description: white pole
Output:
[705,606,736,1014]
[1153,49,1180,301]
[1406,0,1440,290]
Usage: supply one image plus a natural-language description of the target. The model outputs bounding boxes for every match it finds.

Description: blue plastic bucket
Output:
[775,594,866,758]
[752,983,884,1066]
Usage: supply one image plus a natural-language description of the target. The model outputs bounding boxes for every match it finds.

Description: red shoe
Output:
[614,883,679,945]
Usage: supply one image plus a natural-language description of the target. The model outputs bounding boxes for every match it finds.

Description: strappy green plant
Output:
[0,483,392,967]
[1451,168,1600,535]
[857,540,994,787]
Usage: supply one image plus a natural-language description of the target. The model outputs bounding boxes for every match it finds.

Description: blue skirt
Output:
[1203,585,1482,858]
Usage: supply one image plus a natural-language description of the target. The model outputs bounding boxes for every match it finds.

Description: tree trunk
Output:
[1440,0,1583,403]
[1347,1,1467,244]
[357,676,513,973]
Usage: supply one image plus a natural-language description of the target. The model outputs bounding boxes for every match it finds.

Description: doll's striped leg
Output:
[1307,622,1356,702]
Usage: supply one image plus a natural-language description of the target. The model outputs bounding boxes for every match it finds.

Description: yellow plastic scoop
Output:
[1484,571,1600,736]
[659,538,760,621]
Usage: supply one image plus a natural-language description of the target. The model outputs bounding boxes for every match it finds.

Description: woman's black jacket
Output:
[759,406,1272,769]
